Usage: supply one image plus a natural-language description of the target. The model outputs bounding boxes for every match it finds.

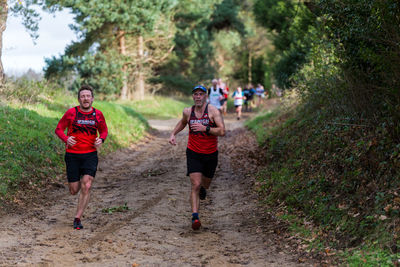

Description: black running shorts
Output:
[186,148,218,179]
[64,151,98,183]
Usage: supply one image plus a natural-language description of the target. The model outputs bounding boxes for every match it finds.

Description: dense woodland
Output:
[1,0,399,265]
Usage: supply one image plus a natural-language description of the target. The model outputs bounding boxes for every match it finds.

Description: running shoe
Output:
[192,218,201,230]
[199,186,207,200]
[73,218,83,230]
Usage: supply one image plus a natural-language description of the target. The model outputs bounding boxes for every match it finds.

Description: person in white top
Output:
[255,83,266,107]
[208,79,224,112]
[232,87,245,120]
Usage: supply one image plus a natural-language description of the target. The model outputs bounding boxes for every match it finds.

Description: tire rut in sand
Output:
[84,189,168,248]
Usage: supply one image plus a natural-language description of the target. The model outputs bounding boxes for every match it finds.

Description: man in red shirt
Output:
[169,85,225,230]
[55,84,108,230]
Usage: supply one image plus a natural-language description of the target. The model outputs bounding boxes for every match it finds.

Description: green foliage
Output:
[8,0,42,41]
[253,0,314,89]
[211,30,242,80]
[154,1,217,93]
[41,0,268,95]
[46,51,125,96]
[232,51,268,86]
[44,0,178,96]
[270,2,400,168]
[207,0,245,35]
[239,5,273,87]
[314,0,400,126]
[46,0,176,35]
[248,1,400,263]
[71,51,125,96]
[293,38,343,113]
[248,106,400,262]
[253,0,296,33]
[149,73,195,95]
[154,0,250,93]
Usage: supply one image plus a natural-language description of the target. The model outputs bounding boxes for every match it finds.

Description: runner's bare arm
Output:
[169,108,190,145]
[209,105,225,136]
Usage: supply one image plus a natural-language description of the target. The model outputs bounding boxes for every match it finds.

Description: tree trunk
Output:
[248,50,252,85]
[118,30,128,100]
[0,0,8,84]
[136,35,145,100]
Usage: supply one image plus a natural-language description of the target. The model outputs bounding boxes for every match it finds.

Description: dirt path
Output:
[0,104,314,266]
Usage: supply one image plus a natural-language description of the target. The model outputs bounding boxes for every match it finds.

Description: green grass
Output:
[245,109,279,144]
[343,246,400,266]
[0,80,190,201]
[120,96,192,119]
[0,106,63,196]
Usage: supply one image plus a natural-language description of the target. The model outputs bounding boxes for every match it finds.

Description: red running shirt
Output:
[187,104,218,154]
[55,106,108,154]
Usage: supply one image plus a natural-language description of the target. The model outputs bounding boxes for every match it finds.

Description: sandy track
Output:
[0,109,312,266]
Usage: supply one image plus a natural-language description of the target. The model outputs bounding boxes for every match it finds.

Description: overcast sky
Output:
[3,8,76,76]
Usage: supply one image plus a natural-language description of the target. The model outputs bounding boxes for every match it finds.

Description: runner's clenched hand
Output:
[67,136,77,147]
[94,137,103,148]
[169,134,177,145]
[190,123,206,132]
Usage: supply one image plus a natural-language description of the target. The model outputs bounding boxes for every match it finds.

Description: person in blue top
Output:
[243,84,256,112]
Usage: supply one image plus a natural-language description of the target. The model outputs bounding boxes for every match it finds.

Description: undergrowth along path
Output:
[0,103,315,266]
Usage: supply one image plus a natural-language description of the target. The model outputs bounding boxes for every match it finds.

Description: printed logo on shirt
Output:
[77,119,96,125]
[190,119,209,125]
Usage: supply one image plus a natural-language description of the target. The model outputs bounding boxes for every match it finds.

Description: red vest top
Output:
[187,104,218,154]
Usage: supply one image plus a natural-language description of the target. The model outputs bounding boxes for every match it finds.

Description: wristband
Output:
[100,138,104,143]
[205,125,210,133]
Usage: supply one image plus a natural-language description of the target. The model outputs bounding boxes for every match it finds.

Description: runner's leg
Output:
[201,176,212,189]
[223,101,227,115]
[189,172,202,213]
[68,181,80,195]
[75,174,93,219]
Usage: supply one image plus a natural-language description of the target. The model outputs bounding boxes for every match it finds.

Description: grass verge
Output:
[247,101,400,265]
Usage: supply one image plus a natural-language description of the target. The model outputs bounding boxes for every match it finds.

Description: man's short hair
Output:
[78,84,94,98]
